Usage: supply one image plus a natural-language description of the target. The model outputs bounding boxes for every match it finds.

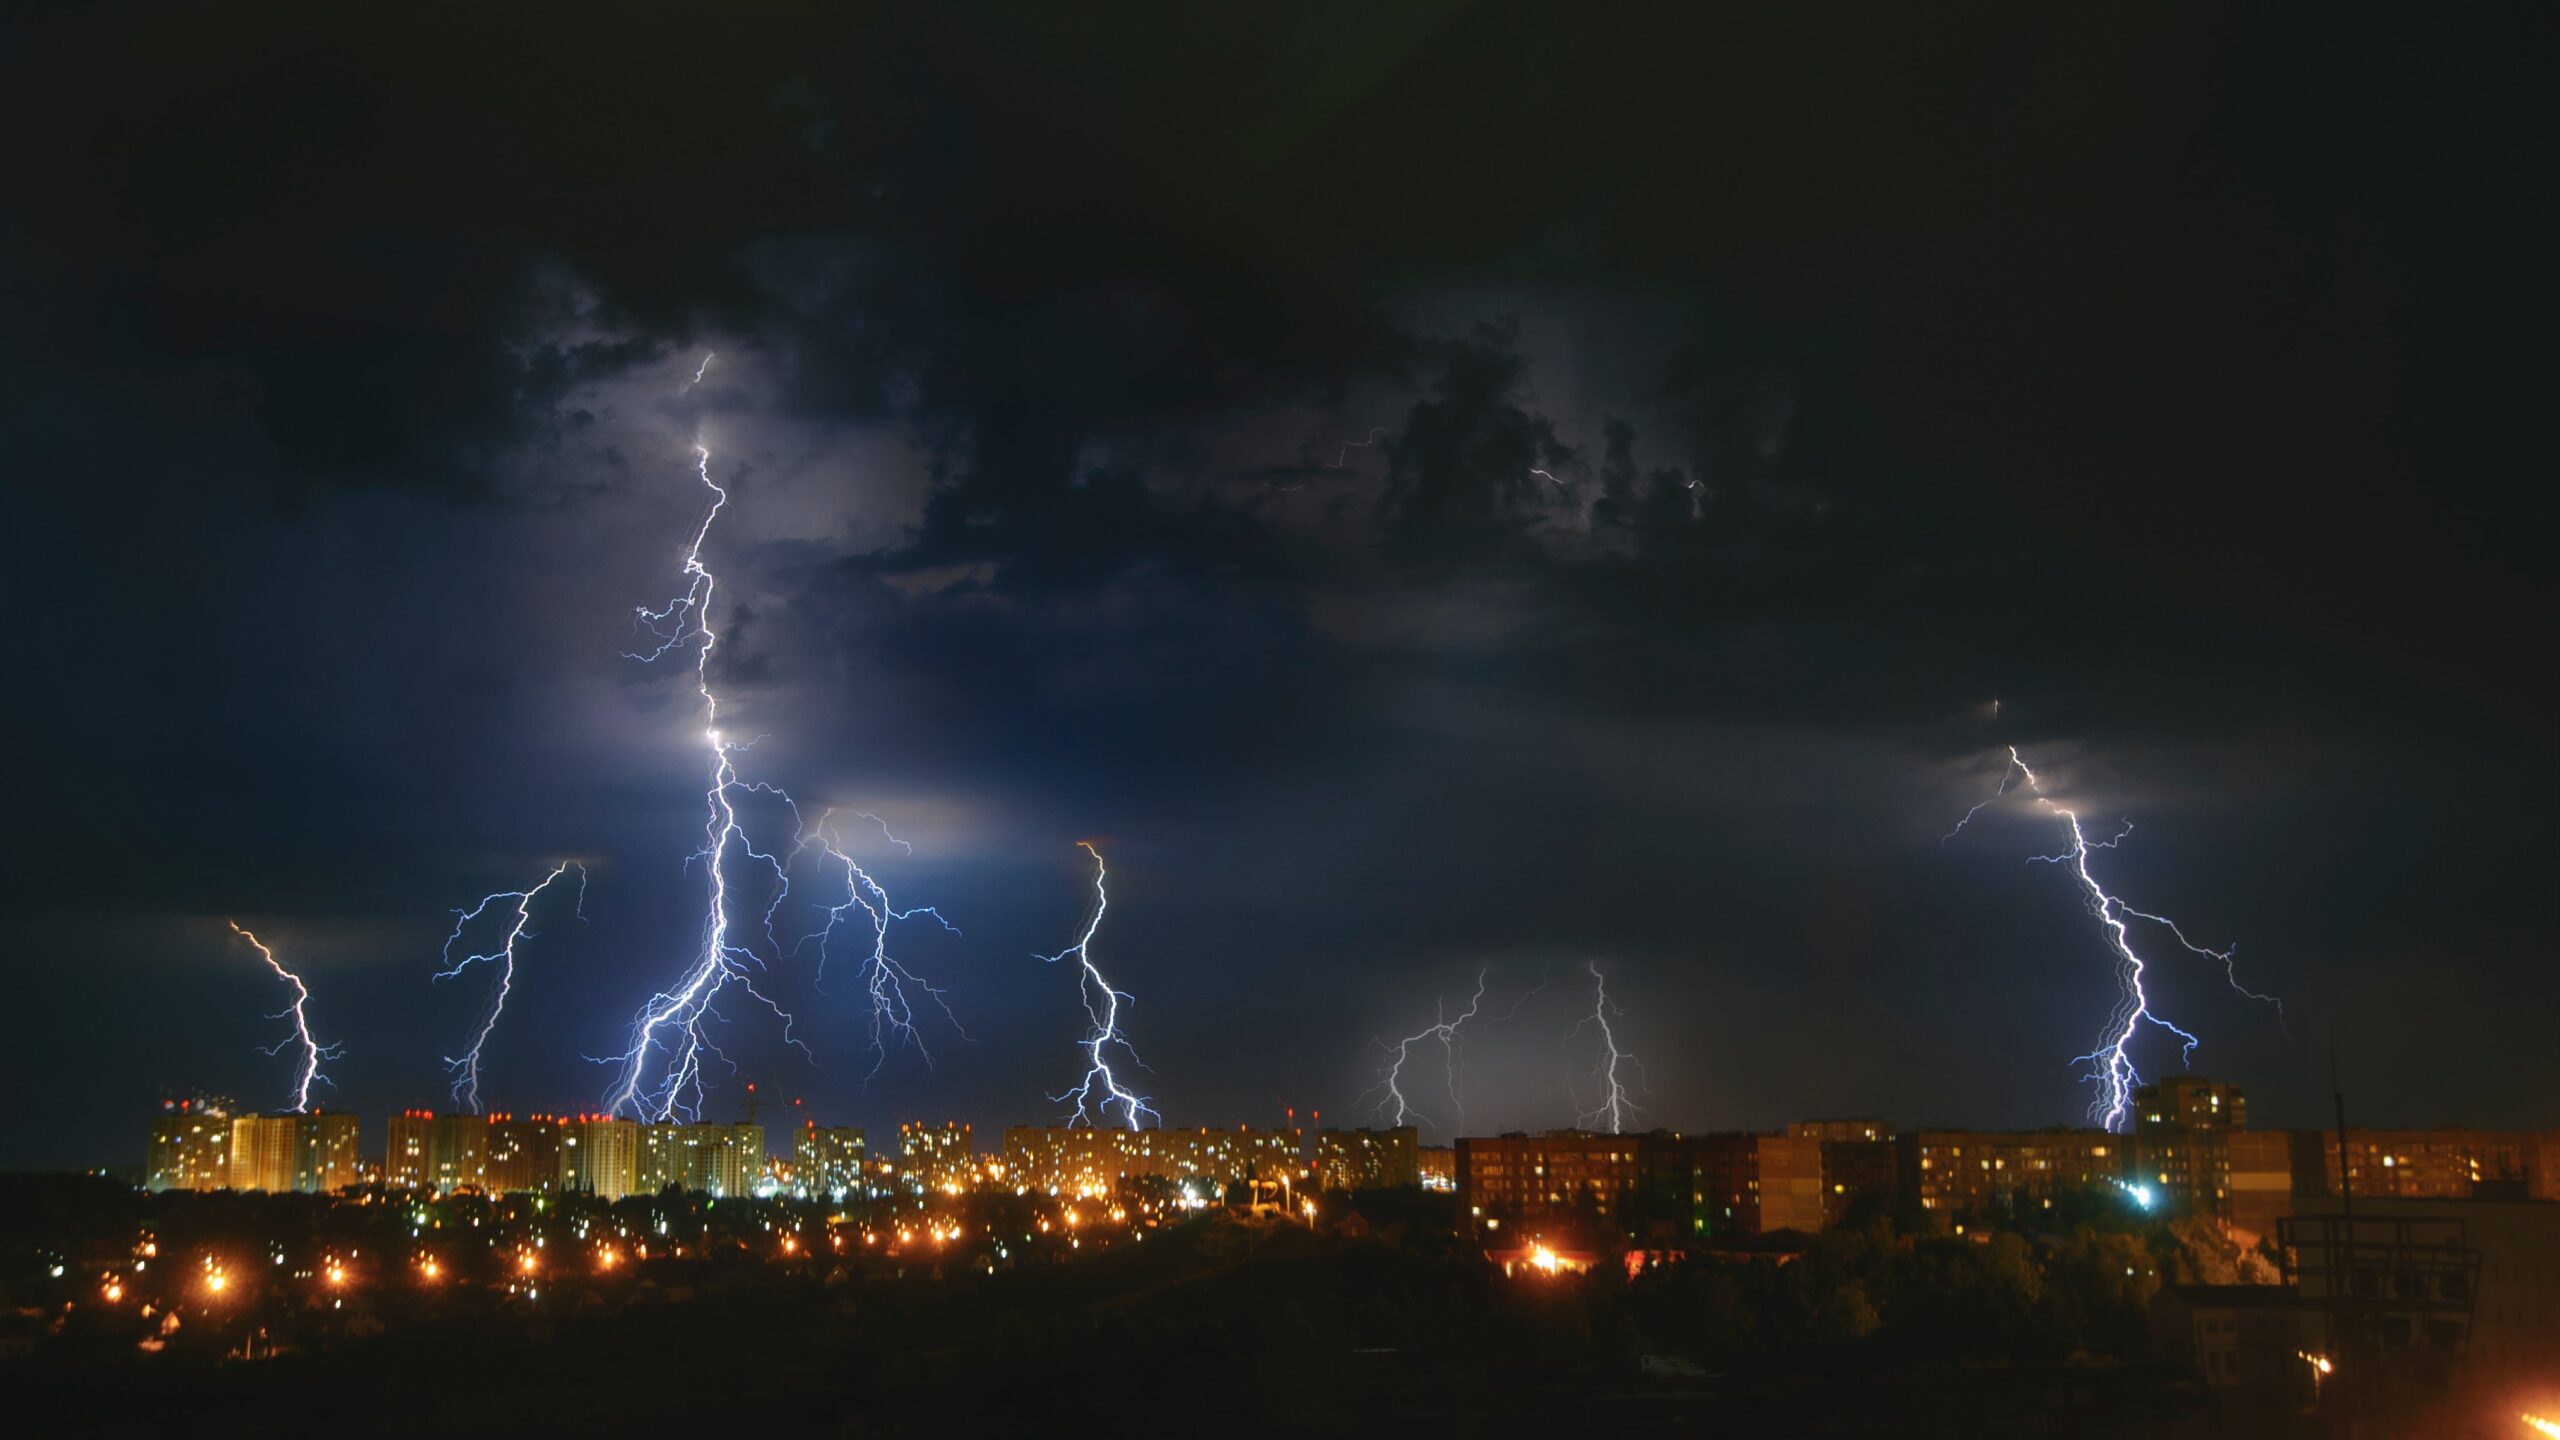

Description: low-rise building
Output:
[1905,1128,2128,1220]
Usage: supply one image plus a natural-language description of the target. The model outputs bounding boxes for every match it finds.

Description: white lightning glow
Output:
[228,921,340,1113]
[600,411,953,1119]
[1571,960,1640,1134]
[1953,745,2282,1131]
[1364,970,1487,1136]
[788,809,964,1077]
[433,862,587,1113]
[1039,842,1156,1130]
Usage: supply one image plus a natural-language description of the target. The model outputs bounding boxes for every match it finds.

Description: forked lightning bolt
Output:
[1365,970,1487,1136]
[787,809,963,1076]
[602,420,951,1120]
[1039,842,1157,1130]
[1953,745,2281,1131]
[228,921,340,1113]
[1572,961,1641,1134]
[433,862,587,1113]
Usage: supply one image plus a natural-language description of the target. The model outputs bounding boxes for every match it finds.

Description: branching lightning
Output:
[1570,961,1641,1134]
[432,862,587,1113]
[787,809,964,1077]
[1364,969,1488,1135]
[598,409,954,1120]
[1950,745,2283,1132]
[1038,842,1157,1130]
[228,921,339,1113]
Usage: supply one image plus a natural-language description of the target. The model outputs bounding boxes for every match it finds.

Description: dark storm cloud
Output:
[1,2,2550,1164]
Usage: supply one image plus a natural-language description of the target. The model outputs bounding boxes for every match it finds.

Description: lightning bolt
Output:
[1326,426,1387,469]
[1952,745,2282,1132]
[1570,960,1641,1134]
[1038,841,1157,1130]
[1363,967,1548,1133]
[227,921,340,1113]
[600,421,954,1120]
[432,862,587,1113]
[788,809,964,1077]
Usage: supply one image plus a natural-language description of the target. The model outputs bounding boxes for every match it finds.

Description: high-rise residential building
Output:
[430,1114,490,1192]
[1001,1125,1303,1196]
[387,1110,434,1189]
[2133,1076,2248,1218]
[559,1116,640,1199]
[638,1122,766,1196]
[296,1111,361,1192]
[228,1114,302,1193]
[226,1112,359,1193]
[898,1120,975,1192]
[145,1096,235,1192]
[794,1123,868,1196]
[485,1114,564,1194]
[1314,1127,1420,1191]
[387,1111,565,1195]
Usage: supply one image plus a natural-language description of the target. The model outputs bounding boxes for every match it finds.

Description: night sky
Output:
[3,3,2550,1169]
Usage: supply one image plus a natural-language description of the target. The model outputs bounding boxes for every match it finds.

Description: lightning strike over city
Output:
[19,11,2547,1431]
[1038,842,1156,1131]
[596,429,956,1120]
[226,921,337,1114]
[432,862,587,1114]
[1950,746,2283,1132]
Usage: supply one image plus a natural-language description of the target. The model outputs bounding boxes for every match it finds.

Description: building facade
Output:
[560,1116,640,1199]
[145,1097,235,1192]
[227,1115,301,1193]
[2309,1128,2557,1201]
[485,1114,564,1194]
[637,1122,765,1196]
[898,1120,975,1191]
[1314,1127,1420,1191]
[794,1124,868,1196]
[1905,1129,2128,1220]
[2133,1076,2247,1220]
[1002,1125,1303,1196]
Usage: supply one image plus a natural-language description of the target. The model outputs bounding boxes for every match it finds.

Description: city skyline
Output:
[3,5,2548,1186]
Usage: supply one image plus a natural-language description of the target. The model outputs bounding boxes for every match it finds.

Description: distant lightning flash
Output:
[1365,969,1488,1135]
[601,411,951,1120]
[1326,426,1387,469]
[1039,842,1157,1130]
[789,809,964,1077]
[228,922,339,1113]
[1952,745,2282,1132]
[432,862,587,1113]
[1571,961,1641,1134]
